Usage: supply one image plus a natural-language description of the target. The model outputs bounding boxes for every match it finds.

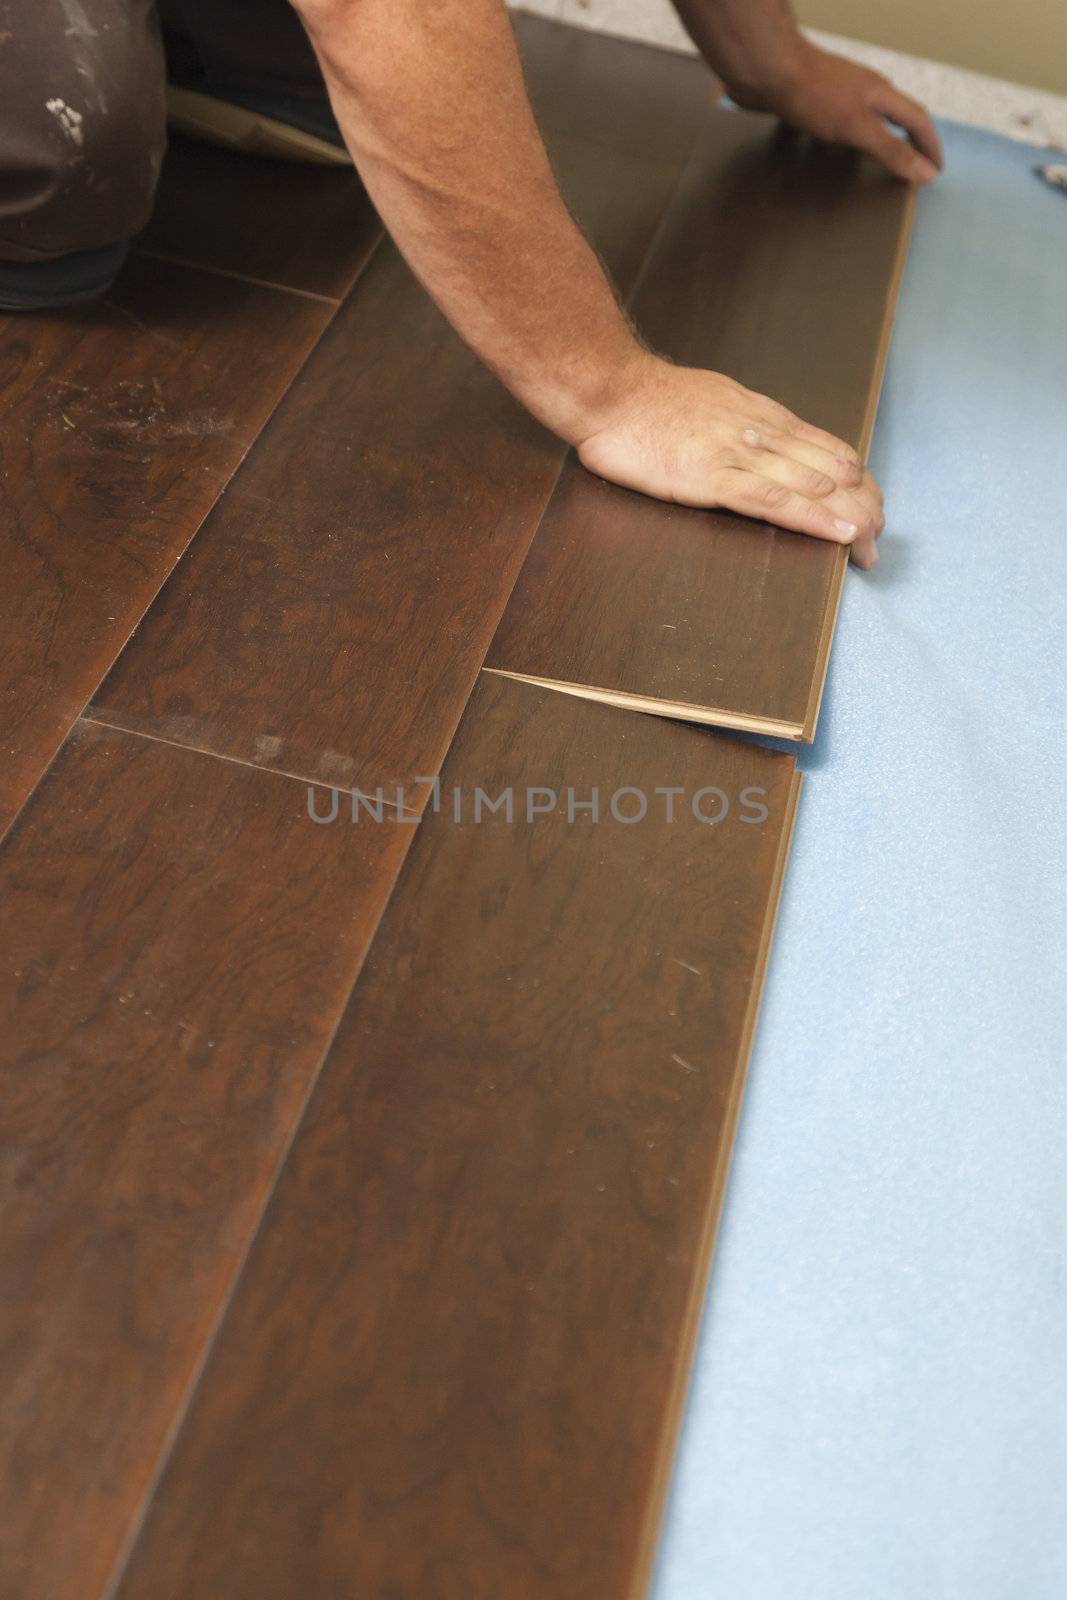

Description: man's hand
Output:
[731,38,943,186]
[579,356,884,568]
[672,0,942,186]
[293,0,888,563]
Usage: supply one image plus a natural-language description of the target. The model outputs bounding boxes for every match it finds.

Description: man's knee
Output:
[0,0,167,266]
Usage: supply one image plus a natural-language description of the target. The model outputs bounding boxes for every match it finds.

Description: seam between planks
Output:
[132,246,344,306]
[78,714,424,821]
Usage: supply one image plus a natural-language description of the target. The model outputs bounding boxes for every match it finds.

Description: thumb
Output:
[855,117,939,184]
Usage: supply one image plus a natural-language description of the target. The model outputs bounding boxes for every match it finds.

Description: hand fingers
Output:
[735,441,884,533]
[736,447,837,501]
[849,530,879,570]
[742,419,886,514]
[853,114,939,185]
[871,84,944,170]
[741,425,867,491]
[747,400,866,475]
[710,468,880,563]
[735,402,886,533]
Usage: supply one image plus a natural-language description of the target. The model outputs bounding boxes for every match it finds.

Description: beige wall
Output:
[798,0,1067,97]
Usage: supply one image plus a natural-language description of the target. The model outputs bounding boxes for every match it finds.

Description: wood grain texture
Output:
[0,253,332,839]
[89,22,714,808]
[486,110,916,740]
[139,130,382,298]
[113,674,800,1600]
[0,720,412,1600]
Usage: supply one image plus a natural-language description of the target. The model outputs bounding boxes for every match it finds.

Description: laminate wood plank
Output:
[0,719,411,1600]
[512,9,712,160]
[138,130,382,299]
[486,109,916,741]
[88,25,712,808]
[0,253,333,839]
[112,672,800,1600]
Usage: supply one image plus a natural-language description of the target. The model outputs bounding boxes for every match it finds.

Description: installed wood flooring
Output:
[0,14,912,1598]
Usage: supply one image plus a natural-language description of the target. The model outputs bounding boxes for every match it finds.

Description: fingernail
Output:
[834,518,859,539]
[913,156,938,183]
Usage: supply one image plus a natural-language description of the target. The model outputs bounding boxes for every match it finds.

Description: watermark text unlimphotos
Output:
[307,779,770,827]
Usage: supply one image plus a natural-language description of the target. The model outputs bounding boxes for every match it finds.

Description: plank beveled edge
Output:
[855,184,918,464]
[800,184,917,743]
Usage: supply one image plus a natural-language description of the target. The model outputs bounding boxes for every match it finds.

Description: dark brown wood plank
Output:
[88,24,712,808]
[112,673,800,1600]
[512,9,712,161]
[0,253,333,839]
[0,720,412,1600]
[139,130,381,299]
[486,109,915,740]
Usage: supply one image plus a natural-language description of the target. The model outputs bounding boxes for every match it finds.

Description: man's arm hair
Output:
[290,0,643,445]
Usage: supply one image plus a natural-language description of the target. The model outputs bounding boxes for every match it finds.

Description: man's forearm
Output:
[291,0,644,444]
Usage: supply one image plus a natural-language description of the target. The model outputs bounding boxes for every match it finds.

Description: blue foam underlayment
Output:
[652,120,1067,1600]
